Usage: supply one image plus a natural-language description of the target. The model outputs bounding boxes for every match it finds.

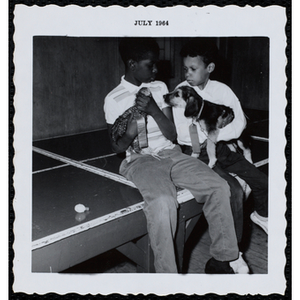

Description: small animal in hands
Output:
[164,85,234,168]
[111,87,150,152]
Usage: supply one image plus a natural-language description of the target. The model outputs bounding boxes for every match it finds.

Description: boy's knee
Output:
[151,195,177,210]
[144,195,178,236]
[215,180,232,203]
[144,195,178,217]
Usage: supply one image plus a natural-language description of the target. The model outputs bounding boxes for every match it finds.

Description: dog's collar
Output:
[194,101,205,122]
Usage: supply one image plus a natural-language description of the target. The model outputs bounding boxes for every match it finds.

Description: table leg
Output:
[117,234,155,273]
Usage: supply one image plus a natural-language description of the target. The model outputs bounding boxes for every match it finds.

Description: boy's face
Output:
[183,55,213,90]
[131,51,158,85]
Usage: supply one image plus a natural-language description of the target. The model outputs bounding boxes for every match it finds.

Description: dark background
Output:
[32,36,269,141]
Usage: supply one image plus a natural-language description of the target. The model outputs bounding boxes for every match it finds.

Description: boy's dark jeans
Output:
[181,144,244,244]
[182,142,268,218]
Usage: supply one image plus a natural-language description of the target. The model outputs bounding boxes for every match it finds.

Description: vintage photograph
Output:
[32,36,269,275]
[12,4,287,296]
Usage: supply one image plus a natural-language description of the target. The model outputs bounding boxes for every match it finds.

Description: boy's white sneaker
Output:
[229,252,250,274]
[250,211,268,234]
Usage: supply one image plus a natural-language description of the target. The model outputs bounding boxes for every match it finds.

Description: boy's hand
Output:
[217,113,234,129]
[125,113,138,139]
[135,93,159,116]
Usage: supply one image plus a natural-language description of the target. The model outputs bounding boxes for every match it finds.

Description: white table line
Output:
[33,146,136,188]
[251,136,269,142]
[33,152,117,174]
[32,147,268,250]
[32,201,145,250]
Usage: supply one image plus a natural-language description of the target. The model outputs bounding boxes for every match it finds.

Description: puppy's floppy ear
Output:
[184,95,199,118]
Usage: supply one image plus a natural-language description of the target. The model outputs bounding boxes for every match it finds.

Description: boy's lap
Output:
[120,153,174,182]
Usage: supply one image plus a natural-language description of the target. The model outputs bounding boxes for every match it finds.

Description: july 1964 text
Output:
[134,20,169,26]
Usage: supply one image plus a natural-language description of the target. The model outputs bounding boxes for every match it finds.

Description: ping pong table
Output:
[32,130,204,273]
[32,111,269,273]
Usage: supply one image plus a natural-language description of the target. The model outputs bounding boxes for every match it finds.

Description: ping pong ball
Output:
[74,204,86,213]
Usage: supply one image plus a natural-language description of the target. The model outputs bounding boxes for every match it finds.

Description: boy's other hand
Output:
[217,113,234,129]
[125,113,138,139]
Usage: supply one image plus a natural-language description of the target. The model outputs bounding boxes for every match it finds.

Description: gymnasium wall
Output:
[33,36,269,141]
[33,37,123,140]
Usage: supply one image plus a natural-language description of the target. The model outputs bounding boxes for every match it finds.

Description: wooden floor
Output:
[63,195,268,274]
[182,212,268,274]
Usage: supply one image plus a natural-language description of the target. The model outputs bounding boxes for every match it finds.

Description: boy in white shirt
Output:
[104,37,247,273]
[172,38,268,235]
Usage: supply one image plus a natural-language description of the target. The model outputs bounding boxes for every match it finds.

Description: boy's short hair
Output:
[180,38,219,67]
[119,37,160,64]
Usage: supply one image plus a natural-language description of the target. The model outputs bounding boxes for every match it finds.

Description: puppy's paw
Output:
[191,152,199,158]
[243,149,253,164]
[208,158,217,169]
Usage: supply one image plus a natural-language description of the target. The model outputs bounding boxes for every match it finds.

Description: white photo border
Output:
[11,4,288,296]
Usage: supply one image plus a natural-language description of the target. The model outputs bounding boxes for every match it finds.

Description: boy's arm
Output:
[104,94,138,154]
[107,114,138,153]
[216,93,246,142]
[136,93,177,142]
